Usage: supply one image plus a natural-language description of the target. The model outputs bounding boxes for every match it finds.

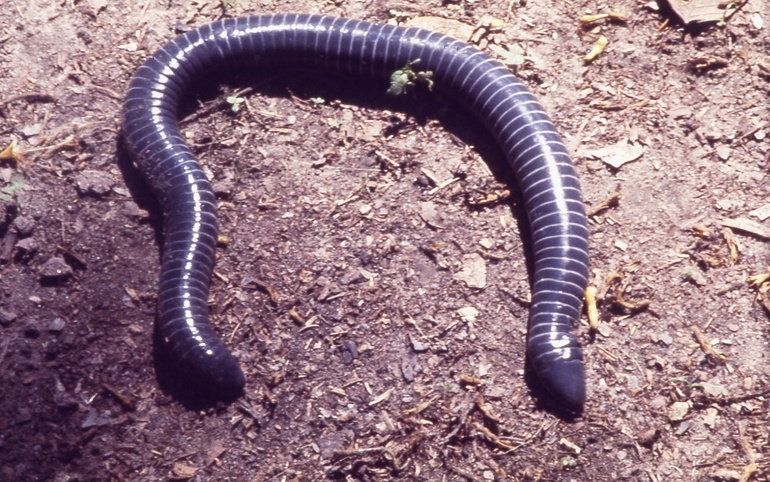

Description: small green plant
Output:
[225,94,245,113]
[387,59,434,96]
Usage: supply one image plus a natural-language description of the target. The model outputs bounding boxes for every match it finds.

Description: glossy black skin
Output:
[122,14,590,411]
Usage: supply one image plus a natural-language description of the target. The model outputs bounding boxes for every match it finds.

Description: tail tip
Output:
[538,359,585,414]
[208,352,246,398]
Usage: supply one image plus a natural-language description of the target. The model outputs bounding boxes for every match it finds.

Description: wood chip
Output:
[579,11,629,26]
[559,438,582,455]
[368,387,394,407]
[585,285,599,331]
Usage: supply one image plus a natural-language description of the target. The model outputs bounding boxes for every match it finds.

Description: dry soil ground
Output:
[0,0,768,480]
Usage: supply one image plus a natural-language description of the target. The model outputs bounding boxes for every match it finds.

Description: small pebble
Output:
[212,179,234,197]
[48,317,66,332]
[637,428,660,447]
[12,215,35,236]
[75,170,114,196]
[715,145,731,161]
[478,237,494,249]
[39,256,74,280]
[15,237,39,255]
[81,409,111,429]
[0,308,17,326]
[401,356,416,382]
[18,408,32,423]
[410,335,429,352]
[340,340,358,364]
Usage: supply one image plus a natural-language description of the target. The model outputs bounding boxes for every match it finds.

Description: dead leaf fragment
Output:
[715,144,731,160]
[584,138,645,169]
[205,438,226,466]
[665,0,740,24]
[668,401,691,422]
[748,203,770,221]
[454,253,487,289]
[457,306,479,323]
[404,16,474,41]
[719,217,770,239]
[748,271,770,313]
[691,325,727,364]
[419,201,444,229]
[703,407,718,428]
[171,462,198,480]
[0,139,26,165]
[487,43,526,67]
[699,381,728,398]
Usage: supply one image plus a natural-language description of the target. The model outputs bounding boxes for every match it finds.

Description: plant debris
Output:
[664,0,747,24]
[584,35,609,63]
[584,138,645,169]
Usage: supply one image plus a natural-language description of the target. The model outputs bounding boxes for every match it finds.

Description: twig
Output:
[691,325,727,364]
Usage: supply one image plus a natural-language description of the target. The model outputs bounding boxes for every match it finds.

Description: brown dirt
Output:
[1,0,769,480]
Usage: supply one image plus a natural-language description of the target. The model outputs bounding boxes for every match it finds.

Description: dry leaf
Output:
[171,462,198,479]
[668,401,691,422]
[0,139,26,165]
[454,253,487,289]
[699,381,728,398]
[404,16,474,41]
[205,439,226,466]
[457,306,479,323]
[719,217,770,239]
[665,0,736,24]
[487,43,526,67]
[748,203,770,221]
[584,138,645,169]
[419,201,444,229]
